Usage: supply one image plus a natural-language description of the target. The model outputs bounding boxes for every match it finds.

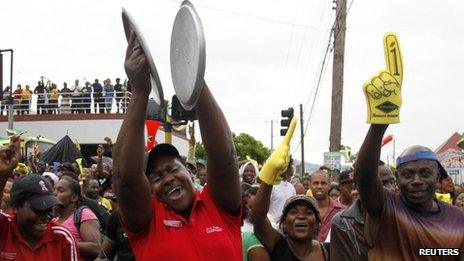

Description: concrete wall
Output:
[0,119,189,156]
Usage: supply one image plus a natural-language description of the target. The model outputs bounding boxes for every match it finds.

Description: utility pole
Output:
[299,104,305,177]
[329,0,347,152]
[270,120,274,151]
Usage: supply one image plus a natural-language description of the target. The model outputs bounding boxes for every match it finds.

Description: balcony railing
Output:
[0,91,130,115]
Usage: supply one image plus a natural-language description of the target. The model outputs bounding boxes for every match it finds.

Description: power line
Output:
[168,0,330,31]
[292,0,355,155]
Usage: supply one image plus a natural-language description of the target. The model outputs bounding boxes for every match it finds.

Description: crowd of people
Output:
[1,78,131,115]
[0,32,462,260]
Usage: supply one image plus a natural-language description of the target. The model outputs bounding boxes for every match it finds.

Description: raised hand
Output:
[259,117,297,185]
[32,143,40,156]
[0,136,20,176]
[124,31,151,97]
[97,145,105,157]
[363,33,403,124]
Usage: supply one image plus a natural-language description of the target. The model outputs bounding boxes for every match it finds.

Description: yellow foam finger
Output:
[379,71,400,93]
[282,117,297,145]
[364,83,382,99]
[383,33,403,85]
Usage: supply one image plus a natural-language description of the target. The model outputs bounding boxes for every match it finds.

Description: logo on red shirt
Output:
[163,220,182,228]
[205,225,223,234]
[1,252,17,260]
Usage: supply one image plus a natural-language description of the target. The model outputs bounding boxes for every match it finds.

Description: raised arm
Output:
[196,84,241,214]
[96,145,110,179]
[252,118,297,252]
[0,136,20,202]
[357,33,404,219]
[112,31,152,234]
[252,182,281,252]
[354,125,387,218]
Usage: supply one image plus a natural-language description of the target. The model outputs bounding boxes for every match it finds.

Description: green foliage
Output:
[234,133,270,165]
[195,142,206,160]
[194,133,270,165]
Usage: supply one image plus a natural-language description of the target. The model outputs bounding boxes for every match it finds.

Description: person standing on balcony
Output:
[70,79,82,114]
[82,82,92,114]
[60,82,72,114]
[103,78,114,113]
[92,79,104,113]
[49,83,59,114]
[13,84,22,115]
[113,78,124,113]
[1,86,11,116]
[21,85,31,115]
[34,81,46,114]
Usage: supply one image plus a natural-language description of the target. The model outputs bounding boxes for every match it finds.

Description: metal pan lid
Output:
[170,0,206,110]
[122,8,164,107]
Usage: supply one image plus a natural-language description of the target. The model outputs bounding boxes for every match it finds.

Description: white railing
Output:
[0,91,131,115]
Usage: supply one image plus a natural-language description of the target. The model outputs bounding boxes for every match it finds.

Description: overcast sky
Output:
[1,0,463,164]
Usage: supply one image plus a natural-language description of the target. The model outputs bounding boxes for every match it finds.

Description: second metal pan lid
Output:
[122,8,164,107]
[170,0,206,111]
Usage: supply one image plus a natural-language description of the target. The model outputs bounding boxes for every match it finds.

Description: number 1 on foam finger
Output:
[384,33,403,85]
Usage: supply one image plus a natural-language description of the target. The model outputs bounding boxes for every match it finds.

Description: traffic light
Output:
[171,95,197,121]
[280,107,294,136]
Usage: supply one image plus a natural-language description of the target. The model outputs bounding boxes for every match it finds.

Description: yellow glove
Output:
[363,33,403,124]
[259,117,297,185]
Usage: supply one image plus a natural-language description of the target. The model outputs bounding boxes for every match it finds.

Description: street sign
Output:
[323,152,341,171]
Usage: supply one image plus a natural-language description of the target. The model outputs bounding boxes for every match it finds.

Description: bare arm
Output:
[112,31,153,234]
[78,219,102,259]
[97,239,116,260]
[355,124,388,219]
[96,145,110,178]
[251,182,281,253]
[197,84,240,214]
[248,247,270,261]
[0,136,20,203]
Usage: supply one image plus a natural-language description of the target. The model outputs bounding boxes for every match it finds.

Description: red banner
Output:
[381,135,393,147]
[145,120,162,151]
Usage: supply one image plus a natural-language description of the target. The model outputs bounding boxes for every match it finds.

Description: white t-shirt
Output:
[71,84,82,96]
[269,180,296,222]
[241,214,277,233]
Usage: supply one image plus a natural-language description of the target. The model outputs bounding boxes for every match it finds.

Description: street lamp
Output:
[0,49,14,130]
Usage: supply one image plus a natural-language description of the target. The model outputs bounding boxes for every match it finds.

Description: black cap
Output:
[11,175,62,211]
[145,143,181,174]
[282,195,320,220]
[339,170,355,184]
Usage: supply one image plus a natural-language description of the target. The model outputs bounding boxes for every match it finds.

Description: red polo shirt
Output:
[316,198,345,242]
[0,212,79,261]
[125,185,242,260]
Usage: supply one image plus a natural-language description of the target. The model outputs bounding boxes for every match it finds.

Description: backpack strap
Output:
[73,206,88,230]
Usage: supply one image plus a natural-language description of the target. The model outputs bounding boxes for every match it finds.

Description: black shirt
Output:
[114,84,124,98]
[104,210,135,261]
[270,236,328,261]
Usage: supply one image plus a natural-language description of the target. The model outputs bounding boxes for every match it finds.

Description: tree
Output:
[196,132,270,165]
[195,142,206,161]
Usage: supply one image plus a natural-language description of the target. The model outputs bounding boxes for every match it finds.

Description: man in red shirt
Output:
[112,31,241,260]
[0,136,79,260]
[309,170,344,242]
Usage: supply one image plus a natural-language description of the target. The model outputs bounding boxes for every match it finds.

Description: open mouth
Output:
[294,222,309,229]
[166,186,183,201]
[409,190,426,197]
[34,222,48,232]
